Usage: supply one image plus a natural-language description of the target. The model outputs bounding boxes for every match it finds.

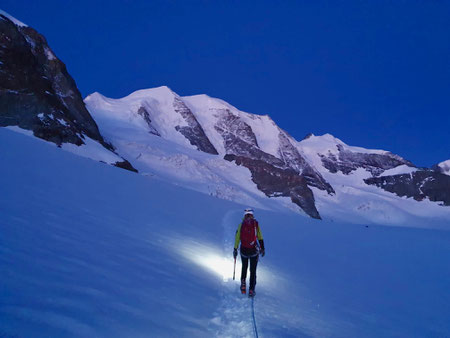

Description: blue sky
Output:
[3,0,449,167]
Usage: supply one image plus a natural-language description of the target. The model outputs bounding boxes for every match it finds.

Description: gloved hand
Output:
[233,248,237,258]
[260,249,265,257]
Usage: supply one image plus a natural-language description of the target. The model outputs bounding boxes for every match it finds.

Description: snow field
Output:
[1,128,450,337]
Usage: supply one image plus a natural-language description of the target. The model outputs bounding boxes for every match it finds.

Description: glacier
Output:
[1,128,450,337]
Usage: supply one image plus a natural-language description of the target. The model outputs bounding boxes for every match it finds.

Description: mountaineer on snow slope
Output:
[233,208,265,297]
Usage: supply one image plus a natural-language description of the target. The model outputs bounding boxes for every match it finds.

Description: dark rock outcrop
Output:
[213,108,331,218]
[137,106,160,136]
[173,97,218,155]
[364,170,450,206]
[278,132,335,194]
[114,159,139,173]
[214,109,260,156]
[320,144,415,176]
[0,13,110,148]
[225,154,321,219]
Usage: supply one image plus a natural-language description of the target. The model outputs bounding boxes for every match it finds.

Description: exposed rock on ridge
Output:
[277,131,335,194]
[0,13,108,148]
[137,106,160,136]
[213,108,329,218]
[0,13,137,172]
[320,144,414,176]
[365,170,450,206]
[225,154,321,219]
[173,97,218,155]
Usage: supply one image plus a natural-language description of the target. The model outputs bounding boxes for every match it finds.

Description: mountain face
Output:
[0,11,135,171]
[365,170,450,206]
[318,143,414,176]
[84,88,339,218]
[85,89,450,224]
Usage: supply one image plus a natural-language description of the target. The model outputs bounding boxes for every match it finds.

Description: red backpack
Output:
[240,218,258,248]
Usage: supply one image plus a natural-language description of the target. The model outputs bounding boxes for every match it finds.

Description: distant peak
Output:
[84,91,107,102]
[305,133,343,144]
[120,85,179,101]
[321,133,340,141]
[84,92,117,108]
[0,9,27,27]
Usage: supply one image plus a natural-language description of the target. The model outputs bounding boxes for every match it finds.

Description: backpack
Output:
[240,218,258,248]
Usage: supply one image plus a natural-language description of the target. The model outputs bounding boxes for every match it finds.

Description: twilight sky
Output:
[3,1,450,167]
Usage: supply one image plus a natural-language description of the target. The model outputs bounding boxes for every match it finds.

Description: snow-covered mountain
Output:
[84,87,450,226]
[85,87,335,219]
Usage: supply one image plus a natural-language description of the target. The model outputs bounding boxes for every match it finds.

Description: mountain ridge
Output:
[84,86,450,224]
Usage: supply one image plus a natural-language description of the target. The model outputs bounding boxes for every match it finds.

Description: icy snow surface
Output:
[1,128,450,337]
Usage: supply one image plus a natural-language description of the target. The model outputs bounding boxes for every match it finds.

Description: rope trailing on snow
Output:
[251,297,259,338]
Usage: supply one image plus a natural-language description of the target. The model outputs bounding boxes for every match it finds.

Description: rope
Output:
[251,296,259,338]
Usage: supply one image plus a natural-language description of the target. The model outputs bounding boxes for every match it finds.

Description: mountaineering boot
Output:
[248,289,255,298]
[240,280,246,294]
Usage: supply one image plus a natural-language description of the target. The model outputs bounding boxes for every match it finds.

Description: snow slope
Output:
[5,125,124,166]
[1,128,450,337]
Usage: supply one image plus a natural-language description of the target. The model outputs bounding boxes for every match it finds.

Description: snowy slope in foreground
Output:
[5,125,125,166]
[1,128,450,337]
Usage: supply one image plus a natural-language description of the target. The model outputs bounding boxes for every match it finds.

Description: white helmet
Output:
[244,208,254,216]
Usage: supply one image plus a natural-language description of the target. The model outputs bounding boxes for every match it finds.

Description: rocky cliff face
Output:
[225,154,321,218]
[365,170,450,206]
[319,144,414,176]
[212,108,333,218]
[0,12,136,171]
[173,97,218,155]
[0,13,107,147]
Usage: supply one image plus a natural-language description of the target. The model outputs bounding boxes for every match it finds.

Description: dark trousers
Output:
[241,255,258,291]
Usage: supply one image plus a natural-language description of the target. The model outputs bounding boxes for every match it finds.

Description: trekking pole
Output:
[233,257,236,280]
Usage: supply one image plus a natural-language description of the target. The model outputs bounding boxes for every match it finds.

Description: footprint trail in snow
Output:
[209,209,257,338]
